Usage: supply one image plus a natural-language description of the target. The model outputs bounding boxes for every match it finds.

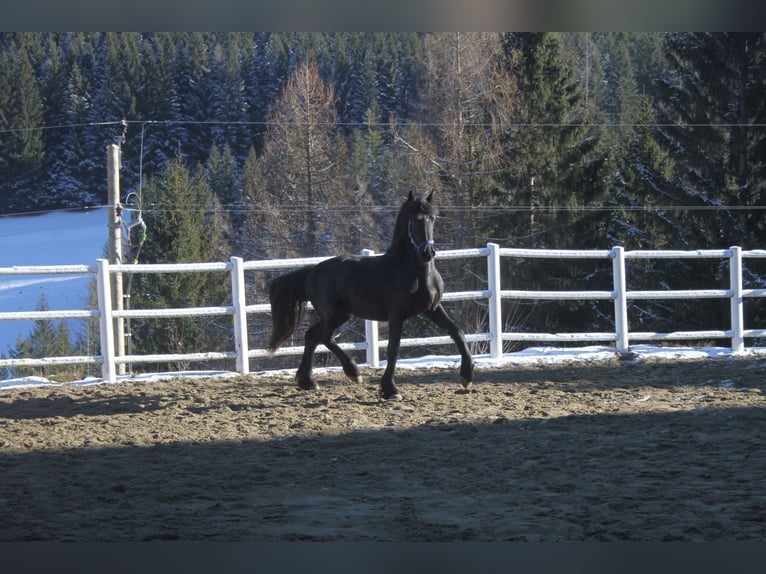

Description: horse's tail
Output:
[268,266,313,355]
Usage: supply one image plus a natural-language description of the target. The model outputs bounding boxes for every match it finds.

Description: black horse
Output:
[268,190,474,399]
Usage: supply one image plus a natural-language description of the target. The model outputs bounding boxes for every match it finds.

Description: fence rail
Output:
[2,244,765,383]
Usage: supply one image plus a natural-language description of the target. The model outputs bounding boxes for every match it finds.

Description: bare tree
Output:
[396,33,518,247]
[259,57,353,257]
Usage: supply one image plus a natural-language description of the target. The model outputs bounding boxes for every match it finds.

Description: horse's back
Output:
[306,253,442,321]
[306,255,402,320]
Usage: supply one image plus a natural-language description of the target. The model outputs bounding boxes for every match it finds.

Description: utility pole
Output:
[107,121,127,374]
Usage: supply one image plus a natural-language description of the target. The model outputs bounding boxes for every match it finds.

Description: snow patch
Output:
[1,344,761,392]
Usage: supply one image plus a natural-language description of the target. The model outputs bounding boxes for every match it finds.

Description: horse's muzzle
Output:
[421,243,436,261]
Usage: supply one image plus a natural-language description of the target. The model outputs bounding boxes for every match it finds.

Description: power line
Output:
[6,203,766,220]
[0,205,107,218]
[6,203,766,222]
[0,120,126,135]
[5,118,766,136]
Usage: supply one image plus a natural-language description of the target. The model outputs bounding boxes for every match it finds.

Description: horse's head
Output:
[405,190,439,262]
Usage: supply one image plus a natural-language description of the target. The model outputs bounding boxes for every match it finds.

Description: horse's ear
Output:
[426,191,434,203]
[407,189,415,203]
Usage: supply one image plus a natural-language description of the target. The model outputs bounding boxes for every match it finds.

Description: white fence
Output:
[2,243,766,383]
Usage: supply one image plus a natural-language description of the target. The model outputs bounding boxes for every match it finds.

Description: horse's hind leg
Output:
[322,313,362,383]
[296,323,321,390]
[296,315,361,390]
[325,339,362,383]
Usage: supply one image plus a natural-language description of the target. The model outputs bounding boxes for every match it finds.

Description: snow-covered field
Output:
[0,207,107,356]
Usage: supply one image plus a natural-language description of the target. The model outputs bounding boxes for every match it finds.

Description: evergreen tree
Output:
[243,32,295,154]
[205,143,242,229]
[171,32,213,168]
[656,32,766,249]
[129,33,181,189]
[240,144,277,258]
[605,94,675,249]
[490,32,589,248]
[130,155,232,371]
[333,33,376,127]
[348,105,390,201]
[566,32,651,250]
[0,45,16,210]
[631,32,766,339]
[206,33,251,160]
[22,293,60,358]
[61,33,108,207]
[0,35,45,211]
[39,33,79,206]
[486,33,614,340]
[6,292,82,379]
[346,103,397,250]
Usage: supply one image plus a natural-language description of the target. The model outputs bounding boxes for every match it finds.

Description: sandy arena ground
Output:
[1,356,765,541]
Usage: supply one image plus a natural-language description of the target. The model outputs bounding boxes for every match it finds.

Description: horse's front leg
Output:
[423,305,474,389]
[380,317,404,400]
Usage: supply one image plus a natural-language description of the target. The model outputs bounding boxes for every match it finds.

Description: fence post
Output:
[729,246,744,353]
[96,258,117,383]
[230,256,250,374]
[611,246,629,354]
[487,242,503,359]
[361,249,380,368]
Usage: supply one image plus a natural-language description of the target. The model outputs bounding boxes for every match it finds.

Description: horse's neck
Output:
[385,240,434,276]
[383,222,409,256]
[385,235,427,264]
[384,237,407,257]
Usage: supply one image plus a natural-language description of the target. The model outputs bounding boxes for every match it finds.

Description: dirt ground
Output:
[1,356,765,541]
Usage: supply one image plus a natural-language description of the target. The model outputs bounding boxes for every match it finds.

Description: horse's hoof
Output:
[353,376,364,384]
[461,380,473,390]
[297,381,319,391]
[380,389,402,400]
